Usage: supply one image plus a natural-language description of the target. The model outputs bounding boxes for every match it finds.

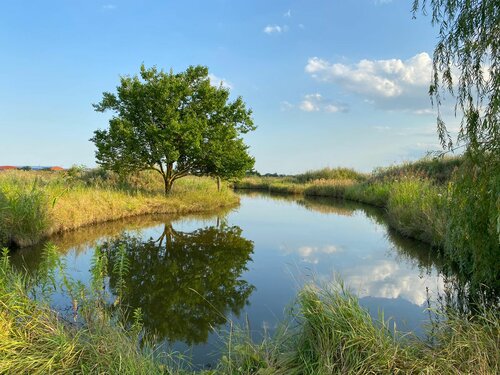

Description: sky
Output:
[0,0,458,173]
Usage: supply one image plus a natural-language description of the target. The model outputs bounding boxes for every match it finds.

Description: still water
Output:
[12,191,445,368]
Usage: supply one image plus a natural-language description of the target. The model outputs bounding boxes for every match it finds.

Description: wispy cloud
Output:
[284,9,292,18]
[305,52,434,112]
[299,93,348,113]
[208,73,233,89]
[263,24,288,34]
[283,245,342,264]
[280,101,294,111]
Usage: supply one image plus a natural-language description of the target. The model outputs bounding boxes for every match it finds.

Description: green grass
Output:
[294,167,366,183]
[216,282,499,375]
[0,169,239,248]
[1,247,498,374]
[0,247,183,374]
[0,178,51,247]
[236,154,499,297]
[235,157,460,245]
[386,177,447,246]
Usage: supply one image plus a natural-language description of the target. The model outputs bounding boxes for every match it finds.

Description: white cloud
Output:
[413,108,434,115]
[264,25,282,34]
[208,73,232,89]
[300,93,322,112]
[343,260,444,306]
[293,245,342,264]
[305,52,434,112]
[325,104,346,113]
[263,25,288,34]
[284,9,292,18]
[299,93,348,113]
[102,4,116,10]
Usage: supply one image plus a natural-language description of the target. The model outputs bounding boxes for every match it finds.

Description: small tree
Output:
[91,65,255,194]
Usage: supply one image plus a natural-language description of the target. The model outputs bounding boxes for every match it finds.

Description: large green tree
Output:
[91,65,255,194]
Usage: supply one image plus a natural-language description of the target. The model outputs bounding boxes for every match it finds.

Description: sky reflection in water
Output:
[12,191,444,367]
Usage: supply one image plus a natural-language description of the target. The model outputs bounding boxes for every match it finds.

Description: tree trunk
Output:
[164,176,174,195]
[216,176,221,192]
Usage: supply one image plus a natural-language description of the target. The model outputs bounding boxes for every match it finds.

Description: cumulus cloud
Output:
[305,52,434,112]
[299,93,348,113]
[343,260,444,306]
[300,93,322,112]
[208,73,232,89]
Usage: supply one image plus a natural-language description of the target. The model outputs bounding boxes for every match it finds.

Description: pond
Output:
[12,191,447,369]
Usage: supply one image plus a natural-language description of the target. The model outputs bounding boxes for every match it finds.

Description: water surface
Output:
[12,191,445,368]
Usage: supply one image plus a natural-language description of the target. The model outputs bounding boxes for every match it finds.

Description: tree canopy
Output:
[91,65,256,193]
[412,0,499,155]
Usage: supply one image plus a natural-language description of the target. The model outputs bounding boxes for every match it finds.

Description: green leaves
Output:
[91,64,255,193]
[413,0,500,155]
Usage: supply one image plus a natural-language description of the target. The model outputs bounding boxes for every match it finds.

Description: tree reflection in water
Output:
[101,222,255,345]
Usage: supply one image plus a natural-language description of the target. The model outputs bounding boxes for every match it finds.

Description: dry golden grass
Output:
[0,170,238,247]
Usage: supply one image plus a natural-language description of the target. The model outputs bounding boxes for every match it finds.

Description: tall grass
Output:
[0,170,239,248]
[235,158,459,245]
[1,246,498,374]
[373,156,462,184]
[0,247,176,374]
[386,177,447,246]
[294,167,366,183]
[217,282,500,374]
[0,179,51,247]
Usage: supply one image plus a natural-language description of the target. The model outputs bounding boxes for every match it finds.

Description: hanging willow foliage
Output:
[413,0,499,154]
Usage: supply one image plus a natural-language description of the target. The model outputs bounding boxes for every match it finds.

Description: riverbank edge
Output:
[0,177,239,248]
[233,176,446,248]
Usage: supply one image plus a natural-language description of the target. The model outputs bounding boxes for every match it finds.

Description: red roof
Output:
[0,166,17,170]
[49,166,64,171]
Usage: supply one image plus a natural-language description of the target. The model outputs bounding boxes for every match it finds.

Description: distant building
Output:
[0,166,65,171]
[0,166,17,171]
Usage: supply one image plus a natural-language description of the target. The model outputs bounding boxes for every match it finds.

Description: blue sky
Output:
[0,0,455,173]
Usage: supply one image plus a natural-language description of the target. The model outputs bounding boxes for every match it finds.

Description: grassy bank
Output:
[236,155,499,296]
[1,248,498,374]
[0,169,238,248]
[235,158,455,246]
[0,247,179,374]
[219,282,499,374]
